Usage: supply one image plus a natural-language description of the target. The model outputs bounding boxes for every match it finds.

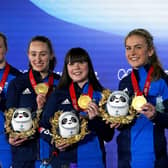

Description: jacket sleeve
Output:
[88,116,114,142]
[6,79,19,108]
[0,91,7,112]
[151,75,168,128]
[88,90,114,142]
[39,91,60,144]
[151,99,168,128]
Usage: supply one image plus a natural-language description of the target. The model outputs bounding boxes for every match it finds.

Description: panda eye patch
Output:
[110,96,116,102]
[23,112,29,117]
[71,117,77,123]
[14,112,19,118]
[120,96,126,102]
[62,118,67,125]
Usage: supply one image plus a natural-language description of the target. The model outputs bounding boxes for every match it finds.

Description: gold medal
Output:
[35,83,49,95]
[78,95,91,109]
[131,95,147,111]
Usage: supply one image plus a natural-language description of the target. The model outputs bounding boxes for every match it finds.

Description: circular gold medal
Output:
[78,95,91,109]
[131,95,147,111]
[35,83,49,95]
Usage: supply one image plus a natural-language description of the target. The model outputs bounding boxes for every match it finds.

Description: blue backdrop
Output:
[1,1,168,167]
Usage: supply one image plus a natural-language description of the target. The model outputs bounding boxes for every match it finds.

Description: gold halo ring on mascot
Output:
[5,108,42,138]
[50,110,89,145]
[99,90,137,124]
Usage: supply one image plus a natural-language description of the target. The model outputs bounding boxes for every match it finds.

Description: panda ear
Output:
[72,110,79,117]
[122,88,129,96]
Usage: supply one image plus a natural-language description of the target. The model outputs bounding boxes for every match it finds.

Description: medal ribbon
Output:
[0,62,10,91]
[131,66,154,96]
[69,82,93,111]
[29,69,54,94]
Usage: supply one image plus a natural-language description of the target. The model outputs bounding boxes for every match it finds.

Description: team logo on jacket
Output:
[61,98,71,105]
[58,111,79,138]
[22,88,31,94]
[11,108,33,132]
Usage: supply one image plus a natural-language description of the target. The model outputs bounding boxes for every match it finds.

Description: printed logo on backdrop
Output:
[118,68,168,81]
[118,68,132,81]
[165,70,168,75]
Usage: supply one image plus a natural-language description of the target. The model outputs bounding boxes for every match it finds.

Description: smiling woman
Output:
[117,28,168,168]
[39,47,114,168]
[28,41,52,78]
[6,35,60,168]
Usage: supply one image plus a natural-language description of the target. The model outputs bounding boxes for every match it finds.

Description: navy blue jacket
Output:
[0,64,22,147]
[6,69,60,162]
[40,82,114,168]
[118,65,168,168]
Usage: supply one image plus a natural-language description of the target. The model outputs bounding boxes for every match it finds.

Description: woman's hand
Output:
[138,103,156,120]
[36,94,46,110]
[55,142,71,152]
[9,136,27,146]
[105,120,121,128]
[85,101,99,120]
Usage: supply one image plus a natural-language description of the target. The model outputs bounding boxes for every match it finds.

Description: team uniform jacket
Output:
[40,82,114,168]
[0,64,22,168]
[118,64,168,168]
[6,69,60,163]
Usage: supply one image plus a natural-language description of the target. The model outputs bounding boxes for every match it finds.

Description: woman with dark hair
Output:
[6,36,60,168]
[0,32,22,168]
[117,28,168,168]
[40,47,114,168]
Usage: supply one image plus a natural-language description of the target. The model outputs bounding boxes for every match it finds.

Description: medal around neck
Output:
[50,110,89,145]
[131,95,147,111]
[35,83,49,95]
[99,90,137,124]
[78,95,91,109]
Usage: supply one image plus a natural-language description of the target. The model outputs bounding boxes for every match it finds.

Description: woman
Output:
[117,28,168,168]
[0,32,22,168]
[40,47,114,168]
[6,36,60,168]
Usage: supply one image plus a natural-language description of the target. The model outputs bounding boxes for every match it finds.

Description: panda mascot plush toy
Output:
[106,91,129,117]
[58,111,80,138]
[11,108,33,132]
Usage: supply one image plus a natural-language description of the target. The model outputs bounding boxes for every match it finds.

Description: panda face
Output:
[108,94,127,107]
[13,109,31,122]
[106,91,129,116]
[59,112,79,129]
[11,108,33,132]
[58,112,80,138]
[61,115,78,129]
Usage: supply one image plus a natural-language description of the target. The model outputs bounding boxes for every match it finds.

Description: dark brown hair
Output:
[58,47,103,91]
[27,36,56,71]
